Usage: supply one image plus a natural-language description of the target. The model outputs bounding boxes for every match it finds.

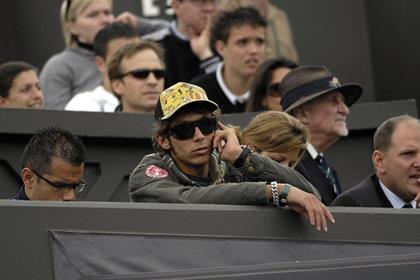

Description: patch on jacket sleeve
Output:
[145,165,169,178]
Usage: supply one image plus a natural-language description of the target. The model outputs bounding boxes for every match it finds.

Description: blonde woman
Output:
[237,111,308,168]
[40,0,114,109]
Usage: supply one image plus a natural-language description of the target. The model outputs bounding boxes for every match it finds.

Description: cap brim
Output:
[284,83,363,112]
[160,99,219,120]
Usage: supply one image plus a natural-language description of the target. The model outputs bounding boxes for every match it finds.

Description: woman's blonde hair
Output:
[237,111,308,159]
[60,0,113,47]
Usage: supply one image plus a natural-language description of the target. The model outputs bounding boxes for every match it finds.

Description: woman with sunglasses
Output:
[40,0,115,110]
[245,58,297,112]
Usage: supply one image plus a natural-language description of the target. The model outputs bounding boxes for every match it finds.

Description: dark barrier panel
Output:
[0,99,417,200]
[1,201,420,279]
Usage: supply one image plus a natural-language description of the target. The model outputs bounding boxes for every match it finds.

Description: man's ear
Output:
[372,150,386,174]
[21,167,35,190]
[111,79,124,97]
[294,106,309,125]
[215,40,226,58]
[0,96,8,107]
[157,135,171,151]
[95,56,107,73]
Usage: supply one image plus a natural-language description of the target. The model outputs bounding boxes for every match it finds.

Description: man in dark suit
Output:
[280,66,363,205]
[332,115,420,208]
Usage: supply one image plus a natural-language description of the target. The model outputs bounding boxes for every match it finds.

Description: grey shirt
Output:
[41,17,170,110]
[40,46,101,110]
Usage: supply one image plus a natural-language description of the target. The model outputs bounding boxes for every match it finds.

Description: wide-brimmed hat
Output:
[154,82,219,121]
[280,66,363,112]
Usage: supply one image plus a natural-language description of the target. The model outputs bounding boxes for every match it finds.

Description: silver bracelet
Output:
[270,181,281,207]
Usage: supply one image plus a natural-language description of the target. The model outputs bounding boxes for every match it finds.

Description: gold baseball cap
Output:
[154,82,219,120]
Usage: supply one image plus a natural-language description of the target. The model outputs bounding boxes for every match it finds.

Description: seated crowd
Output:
[1,0,420,232]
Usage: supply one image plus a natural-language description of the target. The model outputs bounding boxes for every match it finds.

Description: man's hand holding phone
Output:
[212,122,243,164]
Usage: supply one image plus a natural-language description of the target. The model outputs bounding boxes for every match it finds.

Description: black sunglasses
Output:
[267,83,282,97]
[30,168,86,193]
[120,69,165,80]
[168,117,217,140]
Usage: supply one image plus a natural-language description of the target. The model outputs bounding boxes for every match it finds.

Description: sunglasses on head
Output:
[168,117,217,140]
[65,0,72,21]
[121,69,165,80]
[267,83,282,97]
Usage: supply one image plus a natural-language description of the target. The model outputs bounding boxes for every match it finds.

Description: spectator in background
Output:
[41,0,167,110]
[234,111,320,197]
[246,58,297,112]
[332,115,420,208]
[192,7,266,113]
[280,65,363,205]
[108,41,165,113]
[218,0,299,62]
[13,127,86,201]
[143,0,220,87]
[65,22,141,112]
[237,111,307,168]
[129,82,334,231]
[40,0,114,109]
[0,61,44,109]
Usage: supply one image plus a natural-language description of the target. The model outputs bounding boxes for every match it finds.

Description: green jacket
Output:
[129,151,320,204]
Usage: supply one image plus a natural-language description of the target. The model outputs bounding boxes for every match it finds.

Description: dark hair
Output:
[373,115,419,152]
[93,22,138,59]
[211,6,266,52]
[21,126,86,173]
[246,58,298,111]
[0,61,38,98]
[152,103,221,153]
[108,41,165,82]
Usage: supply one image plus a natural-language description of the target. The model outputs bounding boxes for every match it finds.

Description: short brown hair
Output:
[108,40,165,82]
[374,115,420,152]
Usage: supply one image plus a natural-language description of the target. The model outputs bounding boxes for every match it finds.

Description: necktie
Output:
[315,155,339,195]
[402,203,413,208]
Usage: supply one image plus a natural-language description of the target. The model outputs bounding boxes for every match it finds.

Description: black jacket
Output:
[295,150,341,206]
[331,174,393,207]
[191,72,246,114]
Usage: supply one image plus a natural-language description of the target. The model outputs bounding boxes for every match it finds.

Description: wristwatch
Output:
[233,145,252,168]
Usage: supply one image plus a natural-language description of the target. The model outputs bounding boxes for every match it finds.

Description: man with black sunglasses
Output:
[13,127,86,201]
[108,41,165,113]
[65,22,141,112]
[129,82,335,232]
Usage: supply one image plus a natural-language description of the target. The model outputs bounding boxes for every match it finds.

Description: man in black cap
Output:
[280,65,363,205]
[128,82,335,231]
